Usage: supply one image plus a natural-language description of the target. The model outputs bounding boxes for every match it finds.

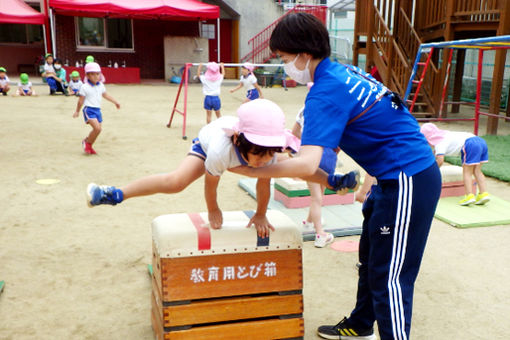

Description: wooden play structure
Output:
[150,210,304,340]
[353,0,510,134]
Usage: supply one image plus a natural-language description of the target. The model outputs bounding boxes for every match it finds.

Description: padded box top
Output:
[152,210,302,258]
[440,165,463,182]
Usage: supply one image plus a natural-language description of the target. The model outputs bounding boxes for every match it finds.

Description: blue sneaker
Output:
[327,170,360,192]
[87,183,123,207]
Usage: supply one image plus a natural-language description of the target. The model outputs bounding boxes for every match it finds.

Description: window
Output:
[76,17,133,51]
[200,23,215,40]
[0,3,43,45]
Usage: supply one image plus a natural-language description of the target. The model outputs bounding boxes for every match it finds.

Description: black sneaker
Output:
[317,317,376,340]
[50,89,56,95]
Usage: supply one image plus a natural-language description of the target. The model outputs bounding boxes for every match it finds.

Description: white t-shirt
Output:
[79,81,106,108]
[198,116,277,176]
[434,131,474,156]
[0,75,9,86]
[17,82,32,91]
[199,75,223,96]
[240,74,257,91]
[43,63,55,75]
[69,79,83,91]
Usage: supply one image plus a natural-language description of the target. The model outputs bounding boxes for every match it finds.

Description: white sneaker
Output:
[302,219,326,230]
[314,233,334,248]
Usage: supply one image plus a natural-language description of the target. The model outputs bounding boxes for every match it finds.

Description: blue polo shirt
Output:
[301,58,435,180]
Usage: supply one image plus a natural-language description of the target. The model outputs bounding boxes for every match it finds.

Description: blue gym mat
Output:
[238,178,362,241]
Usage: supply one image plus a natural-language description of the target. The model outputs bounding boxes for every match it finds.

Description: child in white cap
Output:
[230,62,263,103]
[421,122,490,205]
[72,62,120,155]
[197,62,225,124]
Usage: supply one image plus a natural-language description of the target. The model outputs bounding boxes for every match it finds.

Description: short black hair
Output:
[233,133,281,161]
[54,58,62,64]
[270,12,330,59]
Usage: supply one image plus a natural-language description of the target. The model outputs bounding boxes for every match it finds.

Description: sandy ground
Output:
[1,80,510,340]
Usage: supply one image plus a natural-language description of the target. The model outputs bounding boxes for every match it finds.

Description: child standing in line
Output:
[197,62,225,124]
[230,62,263,102]
[72,62,120,155]
[421,122,490,206]
[292,93,339,248]
[0,67,10,95]
[16,73,36,96]
[68,71,83,96]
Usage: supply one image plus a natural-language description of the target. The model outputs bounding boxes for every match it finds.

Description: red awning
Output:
[0,0,46,25]
[49,0,219,20]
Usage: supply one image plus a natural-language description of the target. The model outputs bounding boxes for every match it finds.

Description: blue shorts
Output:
[188,138,206,160]
[83,106,103,123]
[461,136,489,165]
[319,147,338,174]
[246,89,259,100]
[204,95,221,111]
[23,89,29,94]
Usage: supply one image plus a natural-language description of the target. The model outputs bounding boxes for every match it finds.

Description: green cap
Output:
[0,67,6,72]
[45,53,52,58]
[85,55,94,63]
[20,73,29,84]
[71,70,80,78]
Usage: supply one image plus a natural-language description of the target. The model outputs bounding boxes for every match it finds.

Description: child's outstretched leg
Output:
[206,109,213,124]
[83,119,101,154]
[473,164,490,205]
[87,155,205,206]
[459,164,476,205]
[306,183,334,248]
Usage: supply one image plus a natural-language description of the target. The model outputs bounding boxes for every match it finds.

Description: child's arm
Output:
[229,82,243,93]
[219,62,225,76]
[73,96,85,118]
[253,82,263,98]
[291,121,302,139]
[197,63,203,79]
[248,178,275,238]
[435,154,444,167]
[102,92,120,109]
[204,172,222,229]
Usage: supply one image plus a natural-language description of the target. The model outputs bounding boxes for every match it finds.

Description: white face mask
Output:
[283,54,311,85]
[54,64,61,70]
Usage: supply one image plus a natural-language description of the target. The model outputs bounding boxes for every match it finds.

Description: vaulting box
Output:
[151,210,304,340]
[274,177,354,208]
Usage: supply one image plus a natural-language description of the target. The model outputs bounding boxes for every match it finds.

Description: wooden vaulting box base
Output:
[151,210,304,340]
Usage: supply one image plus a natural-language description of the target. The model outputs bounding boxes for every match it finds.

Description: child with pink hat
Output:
[72,62,120,155]
[420,122,490,205]
[230,62,264,102]
[197,62,225,124]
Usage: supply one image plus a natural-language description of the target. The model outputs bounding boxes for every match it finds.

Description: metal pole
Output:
[216,18,220,62]
[474,49,483,135]
[50,8,57,57]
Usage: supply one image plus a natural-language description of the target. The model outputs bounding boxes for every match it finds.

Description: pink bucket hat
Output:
[284,129,301,153]
[420,123,446,146]
[84,62,101,74]
[242,62,254,72]
[204,62,221,82]
[227,99,286,148]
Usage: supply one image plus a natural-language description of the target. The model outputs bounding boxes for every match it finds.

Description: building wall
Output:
[221,0,283,60]
[54,15,199,79]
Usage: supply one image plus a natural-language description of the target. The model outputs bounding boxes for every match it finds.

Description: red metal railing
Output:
[241,5,327,64]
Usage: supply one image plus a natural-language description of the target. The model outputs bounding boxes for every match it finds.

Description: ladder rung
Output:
[412,80,420,84]
[417,62,426,66]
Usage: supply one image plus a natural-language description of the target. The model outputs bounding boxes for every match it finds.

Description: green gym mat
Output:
[0,281,4,294]
[238,178,362,241]
[434,195,510,228]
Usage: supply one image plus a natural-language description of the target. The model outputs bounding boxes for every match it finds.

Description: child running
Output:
[197,62,225,124]
[421,122,490,205]
[16,73,36,96]
[230,63,263,102]
[68,71,83,96]
[72,62,120,155]
[0,67,10,95]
